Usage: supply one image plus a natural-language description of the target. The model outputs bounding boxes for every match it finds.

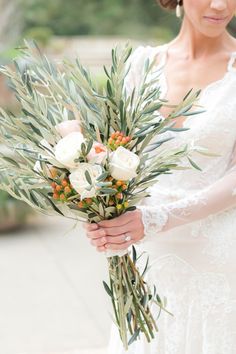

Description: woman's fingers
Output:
[90,237,107,247]
[98,211,133,228]
[100,224,131,236]
[96,245,106,252]
[105,240,133,250]
[84,210,144,252]
[83,222,99,231]
[90,233,128,247]
[86,228,106,239]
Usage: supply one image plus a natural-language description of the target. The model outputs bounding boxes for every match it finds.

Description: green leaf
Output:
[103,281,113,297]
[97,171,109,182]
[125,206,137,212]
[107,80,113,97]
[156,293,162,305]
[141,255,149,277]
[128,329,140,346]
[98,188,117,195]
[85,170,92,185]
[132,245,137,264]
[103,65,111,79]
[187,157,202,171]
[86,139,93,155]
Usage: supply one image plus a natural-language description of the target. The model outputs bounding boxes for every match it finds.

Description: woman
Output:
[85,1,236,353]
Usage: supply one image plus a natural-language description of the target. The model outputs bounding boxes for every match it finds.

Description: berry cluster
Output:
[107,177,129,210]
[77,198,93,209]
[108,131,131,150]
[51,178,73,201]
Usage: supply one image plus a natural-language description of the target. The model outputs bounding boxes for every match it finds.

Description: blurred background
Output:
[0,1,235,354]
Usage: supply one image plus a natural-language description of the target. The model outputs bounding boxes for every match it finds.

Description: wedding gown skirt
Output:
[108,213,236,354]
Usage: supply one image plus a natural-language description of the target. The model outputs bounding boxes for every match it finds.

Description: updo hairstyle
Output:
[157,0,183,10]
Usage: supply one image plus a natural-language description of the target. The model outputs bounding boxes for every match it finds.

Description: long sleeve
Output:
[139,157,236,239]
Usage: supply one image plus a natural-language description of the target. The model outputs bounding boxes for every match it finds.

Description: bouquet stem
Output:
[105,248,170,350]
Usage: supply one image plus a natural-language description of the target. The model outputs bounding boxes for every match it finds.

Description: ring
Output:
[124,234,132,242]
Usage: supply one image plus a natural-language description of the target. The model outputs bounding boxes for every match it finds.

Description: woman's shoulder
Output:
[127,43,169,73]
[130,43,168,62]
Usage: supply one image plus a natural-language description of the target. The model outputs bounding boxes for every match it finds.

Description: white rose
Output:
[69,163,102,200]
[110,146,140,181]
[54,132,85,169]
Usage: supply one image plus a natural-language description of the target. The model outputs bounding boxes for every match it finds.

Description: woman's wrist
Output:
[137,205,169,242]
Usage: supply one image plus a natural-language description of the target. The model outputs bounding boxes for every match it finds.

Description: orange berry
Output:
[125,136,131,142]
[62,179,68,187]
[121,137,127,144]
[78,201,84,209]
[111,132,116,139]
[108,138,113,144]
[60,194,65,201]
[53,193,59,200]
[51,182,56,189]
[116,193,123,199]
[122,184,128,190]
[64,186,71,194]
[85,198,93,205]
[56,185,62,192]
[109,200,115,206]
[116,180,123,187]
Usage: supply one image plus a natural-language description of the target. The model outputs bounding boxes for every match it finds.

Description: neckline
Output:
[153,43,236,128]
[157,43,236,99]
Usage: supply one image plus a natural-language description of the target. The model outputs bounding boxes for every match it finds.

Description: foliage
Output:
[0,190,32,228]
[24,26,53,47]
[20,0,180,39]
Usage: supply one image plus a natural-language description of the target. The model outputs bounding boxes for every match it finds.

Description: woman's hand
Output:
[84,209,145,252]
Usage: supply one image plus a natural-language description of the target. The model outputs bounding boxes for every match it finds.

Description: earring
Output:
[176,0,182,18]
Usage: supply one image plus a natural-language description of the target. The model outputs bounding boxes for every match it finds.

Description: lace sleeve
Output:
[138,147,236,240]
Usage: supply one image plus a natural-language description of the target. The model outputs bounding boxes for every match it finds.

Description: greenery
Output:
[0,190,32,230]
[20,0,180,40]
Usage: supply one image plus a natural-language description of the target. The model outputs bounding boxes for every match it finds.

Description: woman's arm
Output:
[140,166,236,239]
[85,164,236,252]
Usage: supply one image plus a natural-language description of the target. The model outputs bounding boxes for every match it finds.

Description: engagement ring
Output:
[124,234,132,242]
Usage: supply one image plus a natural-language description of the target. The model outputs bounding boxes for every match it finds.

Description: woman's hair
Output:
[157,0,183,10]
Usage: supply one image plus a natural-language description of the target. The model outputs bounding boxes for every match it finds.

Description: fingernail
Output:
[90,223,98,230]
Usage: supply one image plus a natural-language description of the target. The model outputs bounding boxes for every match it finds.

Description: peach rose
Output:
[56,120,81,138]
[87,142,108,164]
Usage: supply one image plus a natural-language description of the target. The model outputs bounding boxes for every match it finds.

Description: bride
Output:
[85,0,236,353]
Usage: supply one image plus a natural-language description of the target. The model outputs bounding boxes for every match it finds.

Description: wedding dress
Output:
[108,44,236,354]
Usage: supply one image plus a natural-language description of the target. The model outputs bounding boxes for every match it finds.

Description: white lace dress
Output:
[108,44,236,354]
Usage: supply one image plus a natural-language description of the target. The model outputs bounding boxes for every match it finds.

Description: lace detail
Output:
[192,209,236,266]
[138,205,168,240]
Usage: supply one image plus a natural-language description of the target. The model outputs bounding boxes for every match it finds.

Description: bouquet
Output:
[0,42,204,349]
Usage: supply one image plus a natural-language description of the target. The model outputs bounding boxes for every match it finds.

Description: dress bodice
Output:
[125,44,236,202]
